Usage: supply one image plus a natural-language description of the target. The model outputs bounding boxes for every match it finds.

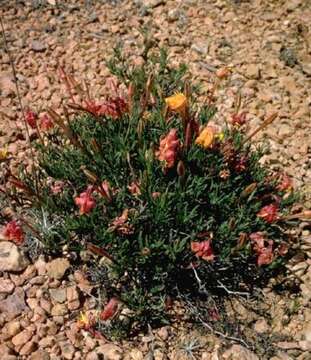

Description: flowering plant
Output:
[0,47,301,336]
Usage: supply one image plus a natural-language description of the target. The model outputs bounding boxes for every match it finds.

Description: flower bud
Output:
[177,160,185,178]
[184,122,192,150]
[302,210,311,219]
[141,247,151,256]
[91,139,101,153]
[240,183,257,198]
[216,67,231,79]
[81,166,98,183]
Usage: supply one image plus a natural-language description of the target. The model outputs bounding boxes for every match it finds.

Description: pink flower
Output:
[249,232,265,252]
[104,97,128,118]
[74,186,96,215]
[3,220,24,245]
[128,181,141,196]
[51,180,65,195]
[250,232,274,266]
[257,204,279,223]
[257,241,274,266]
[40,114,54,131]
[191,240,214,262]
[97,180,112,202]
[277,174,293,192]
[231,112,247,127]
[234,155,248,172]
[100,298,119,321]
[25,109,37,129]
[108,209,134,235]
[277,242,289,256]
[152,192,161,199]
[84,101,103,116]
[155,128,180,169]
[84,97,128,119]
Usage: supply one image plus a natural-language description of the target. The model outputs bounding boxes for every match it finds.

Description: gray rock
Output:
[286,0,303,12]
[301,61,311,76]
[299,340,311,351]
[0,241,29,272]
[49,288,67,303]
[191,42,209,56]
[96,344,123,360]
[30,349,50,360]
[222,345,259,359]
[0,74,16,97]
[168,9,180,22]
[51,303,67,316]
[280,46,297,67]
[144,0,166,8]
[46,258,70,280]
[60,341,75,360]
[0,287,29,320]
[245,64,261,80]
[254,318,269,333]
[31,40,47,52]
[87,12,99,24]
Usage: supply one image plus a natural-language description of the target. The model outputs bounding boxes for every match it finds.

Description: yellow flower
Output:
[0,145,8,161]
[215,132,224,141]
[195,126,215,148]
[165,93,187,114]
[77,312,91,329]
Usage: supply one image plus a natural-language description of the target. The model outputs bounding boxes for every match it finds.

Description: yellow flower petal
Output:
[195,126,215,148]
[0,145,8,161]
[165,93,187,113]
[77,312,89,328]
[215,132,224,141]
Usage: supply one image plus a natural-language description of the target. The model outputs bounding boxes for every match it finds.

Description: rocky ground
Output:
[0,0,310,359]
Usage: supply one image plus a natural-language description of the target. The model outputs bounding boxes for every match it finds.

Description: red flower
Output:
[257,241,274,266]
[105,96,128,118]
[257,203,279,223]
[25,109,37,129]
[250,232,274,266]
[191,240,214,262]
[128,181,141,196]
[100,298,119,321]
[85,101,103,116]
[277,174,293,192]
[40,114,54,131]
[3,220,24,245]
[231,112,247,127]
[155,128,180,169]
[277,242,289,256]
[84,97,128,119]
[74,186,96,215]
[234,155,248,172]
[249,232,265,252]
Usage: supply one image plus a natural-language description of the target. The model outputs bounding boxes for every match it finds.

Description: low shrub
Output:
[1,47,305,336]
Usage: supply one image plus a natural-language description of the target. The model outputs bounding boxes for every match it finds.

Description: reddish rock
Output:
[30,349,50,360]
[19,340,37,356]
[0,278,15,294]
[12,329,33,347]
